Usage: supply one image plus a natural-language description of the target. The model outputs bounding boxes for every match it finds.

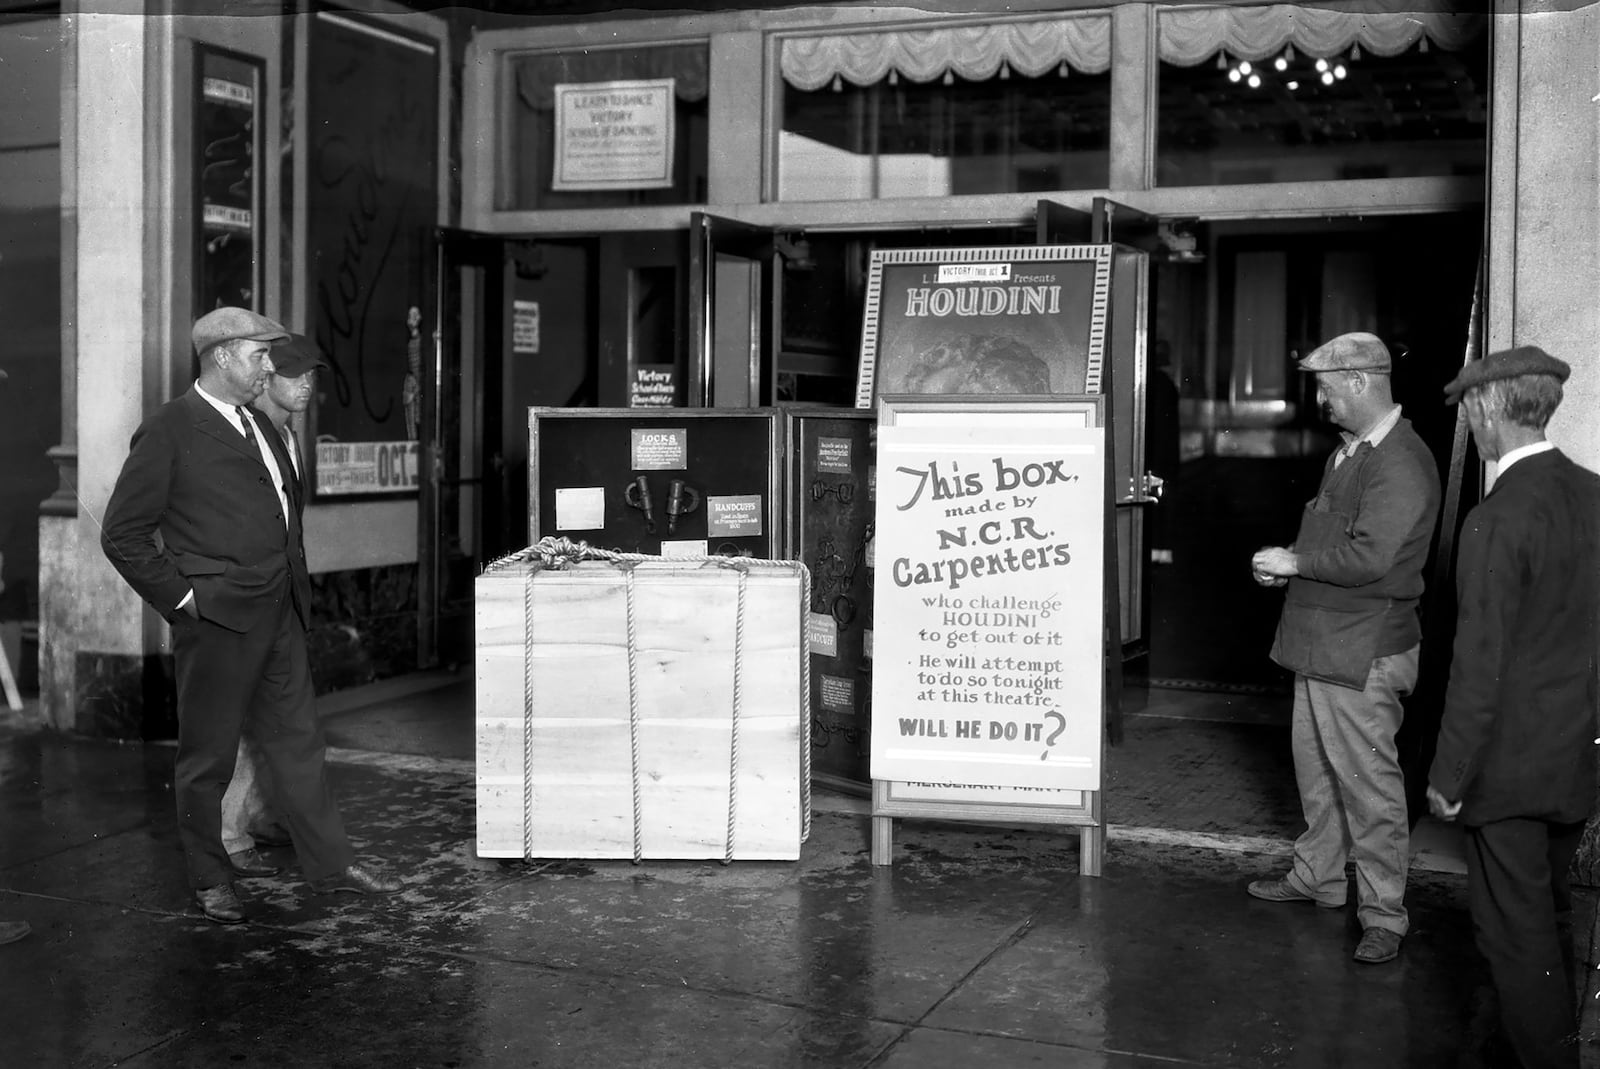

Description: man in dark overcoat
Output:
[1428,345,1600,1069]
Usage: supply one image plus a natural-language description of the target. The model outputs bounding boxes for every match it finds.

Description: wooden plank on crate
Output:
[476,559,804,860]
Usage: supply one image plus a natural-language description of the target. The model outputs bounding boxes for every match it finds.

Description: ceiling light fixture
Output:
[1224,46,1356,92]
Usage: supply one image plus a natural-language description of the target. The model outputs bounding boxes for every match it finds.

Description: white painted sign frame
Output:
[869,395,1112,876]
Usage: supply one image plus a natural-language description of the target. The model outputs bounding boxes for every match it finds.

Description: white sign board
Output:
[552,79,675,191]
[315,440,420,496]
[512,300,540,354]
[869,418,1104,790]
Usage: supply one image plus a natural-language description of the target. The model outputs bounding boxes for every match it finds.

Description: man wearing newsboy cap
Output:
[217,333,332,876]
[1246,331,1442,966]
[1425,346,1600,1068]
[101,308,399,924]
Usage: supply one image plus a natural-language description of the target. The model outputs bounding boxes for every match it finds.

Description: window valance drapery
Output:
[515,44,709,110]
[778,7,1486,91]
[779,16,1113,91]
[1158,5,1487,66]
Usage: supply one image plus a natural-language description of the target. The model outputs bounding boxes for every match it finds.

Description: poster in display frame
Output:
[853,245,1112,409]
[193,46,263,321]
[551,78,676,192]
[868,394,1112,876]
[303,13,439,501]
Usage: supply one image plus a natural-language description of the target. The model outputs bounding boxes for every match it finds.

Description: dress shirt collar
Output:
[1496,440,1554,477]
[194,381,252,435]
[1339,404,1403,453]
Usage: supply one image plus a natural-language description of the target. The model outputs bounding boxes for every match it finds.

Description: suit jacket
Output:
[1428,449,1600,825]
[102,386,311,634]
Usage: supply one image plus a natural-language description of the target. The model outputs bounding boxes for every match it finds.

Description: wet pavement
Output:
[1,675,1595,1068]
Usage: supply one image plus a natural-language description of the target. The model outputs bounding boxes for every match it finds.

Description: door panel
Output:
[1036,200,1094,245]
[688,212,777,407]
[1091,198,1163,659]
[425,230,502,668]
[597,232,687,407]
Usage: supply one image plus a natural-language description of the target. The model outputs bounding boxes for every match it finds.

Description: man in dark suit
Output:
[219,334,327,877]
[1428,345,1600,1069]
[102,307,399,924]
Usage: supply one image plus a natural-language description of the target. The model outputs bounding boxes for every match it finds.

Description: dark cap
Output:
[1444,345,1570,404]
[192,307,289,356]
[271,334,330,378]
[1297,332,1392,373]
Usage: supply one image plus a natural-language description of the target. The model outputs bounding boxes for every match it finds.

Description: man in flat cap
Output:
[217,333,332,877]
[1247,331,1442,966]
[1425,346,1599,1068]
[102,308,399,924]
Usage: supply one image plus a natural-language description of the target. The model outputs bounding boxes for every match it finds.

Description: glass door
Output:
[688,212,778,407]
[423,230,500,668]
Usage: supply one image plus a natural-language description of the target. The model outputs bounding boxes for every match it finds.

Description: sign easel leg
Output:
[871,813,893,866]
[1079,826,1104,876]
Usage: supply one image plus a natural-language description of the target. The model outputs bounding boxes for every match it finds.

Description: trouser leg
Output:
[1304,647,1415,935]
[219,737,272,855]
[248,607,354,882]
[1467,819,1580,1069]
[172,616,269,890]
[1287,674,1352,904]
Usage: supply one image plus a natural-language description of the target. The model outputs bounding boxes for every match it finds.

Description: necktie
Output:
[235,406,258,445]
[280,424,303,511]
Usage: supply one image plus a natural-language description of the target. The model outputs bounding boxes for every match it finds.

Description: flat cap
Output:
[271,334,330,378]
[1297,332,1392,373]
[1444,345,1570,404]
[192,306,289,356]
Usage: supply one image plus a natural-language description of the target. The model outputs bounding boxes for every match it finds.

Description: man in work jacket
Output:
[1247,331,1442,966]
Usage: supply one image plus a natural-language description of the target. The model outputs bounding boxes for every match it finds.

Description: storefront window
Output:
[777,17,1111,201]
[500,44,709,211]
[1156,8,1488,187]
[0,16,60,624]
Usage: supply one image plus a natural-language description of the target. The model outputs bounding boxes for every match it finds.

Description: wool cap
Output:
[271,334,330,378]
[1444,345,1570,404]
[192,307,289,356]
[1297,332,1392,373]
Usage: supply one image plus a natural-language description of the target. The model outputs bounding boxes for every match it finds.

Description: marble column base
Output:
[74,651,176,740]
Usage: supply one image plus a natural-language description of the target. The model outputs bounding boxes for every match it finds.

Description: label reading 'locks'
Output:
[630,427,687,470]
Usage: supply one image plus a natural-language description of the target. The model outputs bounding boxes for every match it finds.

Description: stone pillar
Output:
[1108,4,1153,192]
[39,9,165,737]
[1485,2,1600,473]
[1492,2,1600,916]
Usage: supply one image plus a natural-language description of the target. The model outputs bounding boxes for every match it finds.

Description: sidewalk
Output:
[307,670,1467,875]
[0,670,1574,1068]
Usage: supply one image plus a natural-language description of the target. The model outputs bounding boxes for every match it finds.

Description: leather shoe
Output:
[0,920,31,945]
[229,848,281,878]
[312,863,401,895]
[194,884,247,925]
[1354,927,1402,964]
[250,823,293,848]
[1247,877,1343,908]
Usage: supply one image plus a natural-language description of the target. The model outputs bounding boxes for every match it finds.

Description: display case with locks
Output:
[528,408,784,559]
[785,408,876,791]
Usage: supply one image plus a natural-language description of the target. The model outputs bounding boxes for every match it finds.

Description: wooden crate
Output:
[476,557,807,860]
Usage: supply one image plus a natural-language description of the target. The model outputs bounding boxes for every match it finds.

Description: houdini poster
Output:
[854,246,1111,408]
